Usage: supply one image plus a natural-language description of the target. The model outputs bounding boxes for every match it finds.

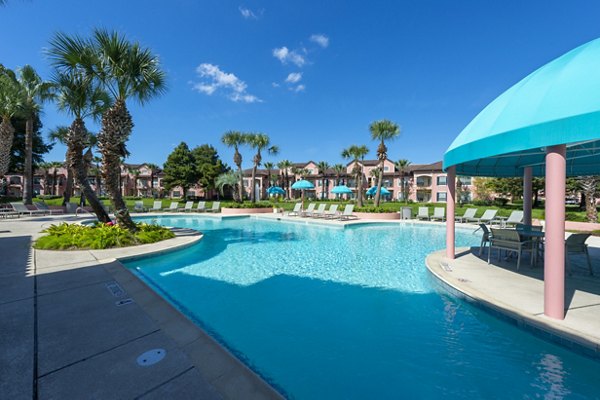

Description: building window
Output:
[416,176,431,187]
[436,176,447,185]
[172,191,181,197]
[384,166,389,172]
[459,176,472,185]
[437,192,447,202]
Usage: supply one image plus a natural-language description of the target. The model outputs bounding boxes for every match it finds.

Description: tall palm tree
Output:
[18,65,54,204]
[369,119,400,207]
[578,176,598,223]
[215,171,241,201]
[221,131,247,202]
[332,163,346,186]
[49,64,112,221]
[46,161,64,196]
[37,162,53,195]
[48,126,76,205]
[263,162,275,186]
[342,145,369,206]
[0,73,23,182]
[246,133,279,202]
[316,161,330,199]
[145,162,160,197]
[277,159,293,199]
[395,159,411,202]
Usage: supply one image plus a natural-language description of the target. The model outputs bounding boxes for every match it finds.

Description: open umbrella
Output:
[291,179,315,210]
[366,186,390,196]
[331,185,353,194]
[266,186,286,196]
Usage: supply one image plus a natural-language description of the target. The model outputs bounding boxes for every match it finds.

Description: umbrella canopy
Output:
[291,180,315,190]
[331,185,353,194]
[266,186,286,195]
[366,186,390,196]
[444,37,600,177]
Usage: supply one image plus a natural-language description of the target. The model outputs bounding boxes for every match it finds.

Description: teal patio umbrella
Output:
[366,186,390,197]
[266,186,286,196]
[291,179,315,210]
[331,185,353,194]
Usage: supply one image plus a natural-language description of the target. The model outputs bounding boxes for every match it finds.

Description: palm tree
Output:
[215,171,240,201]
[221,130,246,202]
[263,162,275,186]
[277,159,293,199]
[48,63,112,221]
[37,162,54,196]
[316,161,330,199]
[332,164,346,186]
[342,145,369,206]
[145,163,160,198]
[46,161,64,196]
[246,133,278,202]
[395,159,411,202]
[48,126,76,205]
[578,176,598,223]
[18,65,54,205]
[369,119,400,207]
[89,157,102,196]
[0,73,23,183]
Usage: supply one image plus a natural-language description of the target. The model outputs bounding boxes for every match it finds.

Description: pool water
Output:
[125,216,600,399]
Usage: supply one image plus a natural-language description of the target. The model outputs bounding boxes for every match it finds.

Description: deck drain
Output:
[116,298,134,306]
[106,282,125,297]
[457,278,471,283]
[136,349,166,367]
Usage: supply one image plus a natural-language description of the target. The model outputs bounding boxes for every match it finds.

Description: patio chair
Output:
[133,201,147,213]
[34,201,64,215]
[478,223,491,256]
[178,201,194,212]
[207,201,221,213]
[488,228,533,271]
[503,210,524,227]
[565,233,593,275]
[195,201,206,212]
[300,203,316,217]
[339,204,358,221]
[457,208,477,223]
[417,207,430,220]
[430,207,445,221]
[467,209,498,224]
[322,204,339,219]
[309,204,327,218]
[288,203,302,216]
[150,200,162,212]
[10,202,46,216]
[163,202,179,211]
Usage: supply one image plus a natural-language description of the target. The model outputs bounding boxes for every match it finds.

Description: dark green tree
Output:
[162,142,198,200]
[191,144,228,193]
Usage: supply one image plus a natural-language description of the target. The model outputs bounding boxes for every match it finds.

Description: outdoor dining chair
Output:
[488,228,533,271]
[565,233,593,276]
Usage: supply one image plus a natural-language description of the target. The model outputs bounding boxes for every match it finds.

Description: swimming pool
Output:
[124,216,600,399]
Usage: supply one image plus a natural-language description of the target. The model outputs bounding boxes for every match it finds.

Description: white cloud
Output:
[272,46,306,67]
[239,6,258,19]
[271,82,280,88]
[310,34,329,48]
[285,72,302,84]
[192,63,261,103]
[293,84,305,92]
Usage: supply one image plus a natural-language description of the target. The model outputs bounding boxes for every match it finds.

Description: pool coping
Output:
[425,248,600,360]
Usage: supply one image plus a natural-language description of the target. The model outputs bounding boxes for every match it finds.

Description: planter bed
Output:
[353,212,400,220]
[221,207,274,215]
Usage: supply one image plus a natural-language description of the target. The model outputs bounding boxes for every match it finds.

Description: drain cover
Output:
[106,282,125,297]
[116,298,134,306]
[136,349,166,367]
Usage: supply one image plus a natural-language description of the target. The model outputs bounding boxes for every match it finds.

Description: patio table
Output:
[517,229,545,265]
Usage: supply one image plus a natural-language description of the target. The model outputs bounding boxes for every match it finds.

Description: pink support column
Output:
[446,166,456,259]
[544,145,566,320]
[523,167,533,226]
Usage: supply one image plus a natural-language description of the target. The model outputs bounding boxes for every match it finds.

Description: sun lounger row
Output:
[6,201,65,217]
[134,200,221,213]
[288,203,358,221]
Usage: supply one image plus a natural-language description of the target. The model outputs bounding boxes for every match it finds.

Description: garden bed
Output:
[353,212,400,220]
[221,207,275,215]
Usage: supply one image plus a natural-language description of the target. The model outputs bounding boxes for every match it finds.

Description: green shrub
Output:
[355,206,396,213]
[221,201,273,209]
[34,222,175,250]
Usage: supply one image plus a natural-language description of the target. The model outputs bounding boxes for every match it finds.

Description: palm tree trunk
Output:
[251,166,257,203]
[23,118,34,204]
[52,170,58,195]
[98,99,137,231]
[374,160,384,207]
[68,119,111,223]
[63,161,73,205]
[237,164,244,202]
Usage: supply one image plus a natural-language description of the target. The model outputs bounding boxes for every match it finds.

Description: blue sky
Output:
[2,0,600,169]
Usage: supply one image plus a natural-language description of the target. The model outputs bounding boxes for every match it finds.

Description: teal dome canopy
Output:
[444,38,600,177]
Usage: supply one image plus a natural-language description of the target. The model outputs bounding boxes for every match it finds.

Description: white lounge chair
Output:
[288,203,302,216]
[195,201,206,212]
[430,207,445,221]
[502,210,524,227]
[309,204,327,218]
[300,203,316,217]
[34,201,64,215]
[10,202,46,216]
[417,207,430,220]
[456,208,477,223]
[339,204,358,221]
[134,201,147,212]
[207,201,220,213]
[163,202,179,211]
[178,201,194,212]
[322,204,339,219]
[150,200,162,212]
[467,209,498,224]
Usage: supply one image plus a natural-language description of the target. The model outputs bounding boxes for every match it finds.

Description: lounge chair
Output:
[300,203,316,217]
[34,201,64,215]
[309,204,327,218]
[10,202,46,216]
[477,223,491,256]
[178,201,194,212]
[339,204,358,221]
[457,208,477,223]
[150,201,162,212]
[195,201,206,212]
[163,202,179,211]
[502,210,524,227]
[134,201,147,213]
[416,207,430,220]
[565,233,593,275]
[322,204,339,219]
[488,228,532,271]
[467,209,498,224]
[288,203,302,216]
[430,207,445,221]
[207,201,221,213]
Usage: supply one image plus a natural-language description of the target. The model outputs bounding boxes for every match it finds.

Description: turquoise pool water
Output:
[125,216,600,399]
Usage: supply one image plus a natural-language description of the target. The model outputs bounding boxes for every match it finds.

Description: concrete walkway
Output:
[0,215,282,400]
[426,244,600,355]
